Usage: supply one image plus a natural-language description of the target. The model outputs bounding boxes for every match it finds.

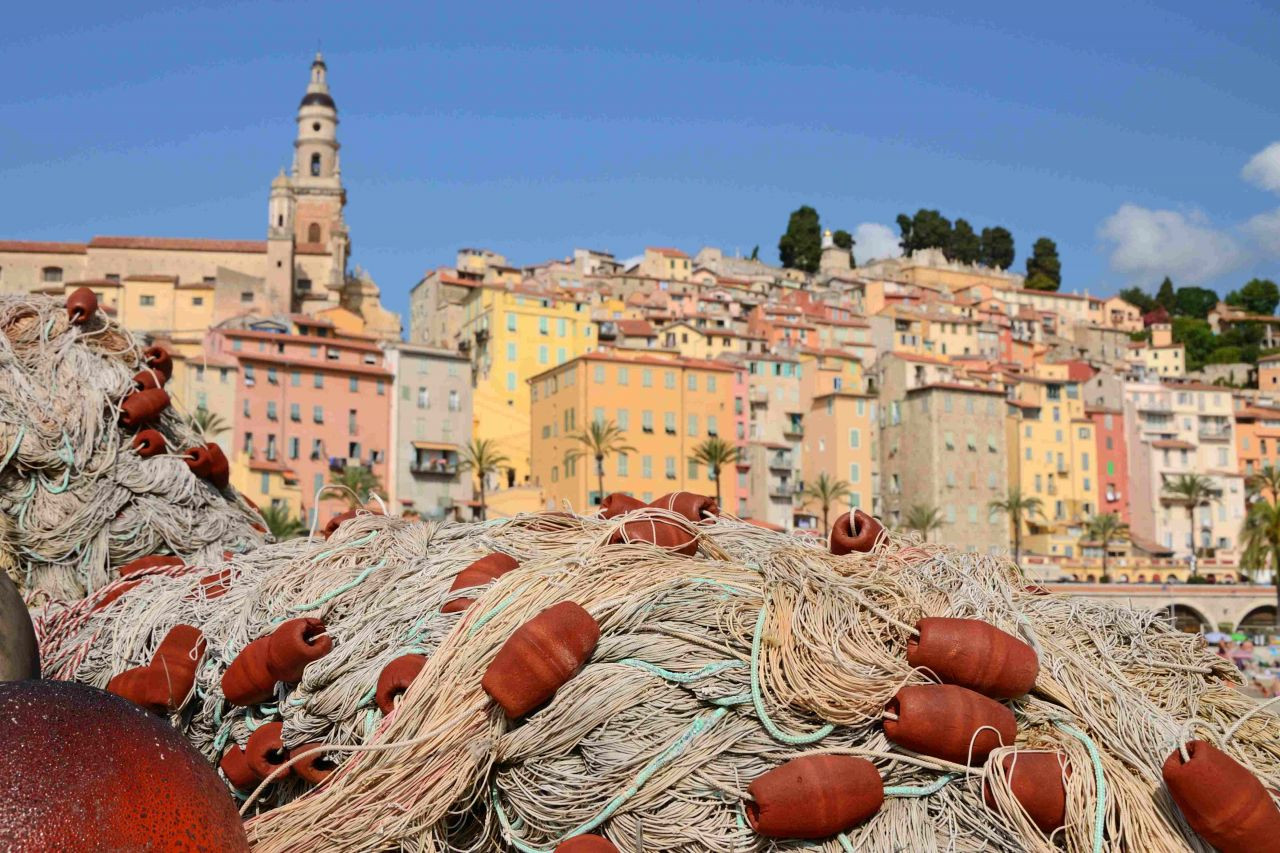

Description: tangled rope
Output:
[35,505,1280,851]
[0,294,265,601]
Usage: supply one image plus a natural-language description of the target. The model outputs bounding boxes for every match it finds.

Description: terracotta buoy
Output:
[185,445,215,479]
[119,387,170,427]
[0,572,38,682]
[206,442,230,489]
[907,617,1039,699]
[983,751,1069,835]
[609,512,698,555]
[555,836,619,852]
[830,510,884,555]
[1163,739,1280,852]
[196,568,232,600]
[219,744,260,792]
[746,754,884,838]
[221,617,333,705]
[245,720,290,780]
[144,345,173,382]
[322,508,381,538]
[0,680,249,850]
[290,742,337,784]
[91,578,142,612]
[883,684,1016,765]
[106,624,206,714]
[376,653,428,714]
[482,601,599,718]
[118,553,184,577]
[66,287,99,325]
[130,428,166,457]
[599,492,645,519]
[649,491,719,523]
[442,553,520,613]
[132,369,162,391]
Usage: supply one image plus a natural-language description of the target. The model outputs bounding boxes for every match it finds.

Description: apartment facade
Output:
[1087,405,1130,523]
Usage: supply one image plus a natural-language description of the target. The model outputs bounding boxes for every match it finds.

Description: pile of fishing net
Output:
[0,292,266,601]
[35,498,1280,851]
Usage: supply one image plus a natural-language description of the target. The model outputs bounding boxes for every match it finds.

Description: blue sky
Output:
[4,0,1280,320]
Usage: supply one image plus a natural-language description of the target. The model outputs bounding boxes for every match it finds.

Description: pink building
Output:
[209,316,392,527]
[731,366,751,517]
[1087,405,1130,523]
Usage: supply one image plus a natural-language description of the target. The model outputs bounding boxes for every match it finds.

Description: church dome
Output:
[300,91,335,109]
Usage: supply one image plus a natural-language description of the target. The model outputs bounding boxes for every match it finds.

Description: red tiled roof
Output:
[124,274,178,282]
[89,236,267,253]
[615,319,656,337]
[648,247,689,258]
[221,328,382,353]
[0,240,87,254]
[909,382,1005,396]
[232,350,392,378]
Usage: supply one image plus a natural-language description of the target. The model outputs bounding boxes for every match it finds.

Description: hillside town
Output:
[2,56,1277,609]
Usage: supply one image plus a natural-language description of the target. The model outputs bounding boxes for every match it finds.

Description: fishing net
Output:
[35,505,1280,852]
[0,294,266,601]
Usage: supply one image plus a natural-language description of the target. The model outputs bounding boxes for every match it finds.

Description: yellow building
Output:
[530,351,738,510]
[1005,364,1098,558]
[802,389,877,519]
[462,283,597,482]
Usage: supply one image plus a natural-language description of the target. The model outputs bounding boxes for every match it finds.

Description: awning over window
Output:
[411,441,458,452]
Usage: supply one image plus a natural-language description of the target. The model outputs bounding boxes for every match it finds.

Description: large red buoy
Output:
[185,445,216,479]
[289,742,337,785]
[119,388,170,427]
[983,751,1069,835]
[907,617,1039,699]
[376,653,427,714]
[599,492,645,519]
[830,510,884,555]
[206,442,230,489]
[221,618,333,705]
[0,680,249,850]
[610,512,698,555]
[322,508,379,538]
[442,553,520,613]
[143,345,173,383]
[130,428,166,458]
[66,287,98,326]
[219,744,260,792]
[883,684,1016,765]
[482,601,599,718]
[106,624,205,715]
[118,553,184,577]
[555,836,619,852]
[1163,740,1280,853]
[132,369,162,391]
[746,754,884,838]
[649,491,719,522]
[245,720,289,781]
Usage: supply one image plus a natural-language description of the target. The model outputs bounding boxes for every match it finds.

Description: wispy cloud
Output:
[1098,204,1246,286]
[1243,142,1280,193]
[852,222,902,263]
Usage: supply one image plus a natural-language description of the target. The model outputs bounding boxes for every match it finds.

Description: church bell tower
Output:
[291,53,349,295]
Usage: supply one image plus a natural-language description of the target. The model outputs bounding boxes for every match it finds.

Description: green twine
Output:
[284,559,387,615]
[884,773,958,797]
[750,604,833,745]
[466,590,521,637]
[0,424,23,471]
[619,659,745,683]
[1055,721,1106,853]
[43,467,71,494]
[308,530,378,563]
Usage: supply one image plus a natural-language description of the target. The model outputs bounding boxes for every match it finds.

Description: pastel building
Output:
[1086,405,1130,523]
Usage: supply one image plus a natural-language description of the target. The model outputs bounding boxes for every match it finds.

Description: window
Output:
[642,369,653,388]
[41,266,62,283]
[266,402,278,421]
[243,432,253,453]
[265,435,277,461]
[665,456,677,479]
[617,454,629,476]
[290,403,300,422]
[688,459,700,479]
[665,412,676,434]
[946,504,956,523]
[507,372,516,391]
[618,367,629,386]
[449,390,460,412]
[310,153,321,176]
[348,376,358,392]
[314,373,324,389]
[642,411,654,433]
[289,437,300,459]
[557,347,566,364]
[311,440,323,460]
[557,318,567,337]
[313,406,324,424]
[850,463,861,483]
[1082,452,1090,471]
[139,294,155,307]
[618,409,630,430]
[244,364,255,385]
[643,456,653,478]
[687,374,698,391]
[688,414,699,436]
[946,471,956,487]
[417,388,429,409]
[944,431,955,450]
[261,473,270,494]
[243,399,251,417]
[593,407,605,425]
[376,380,385,396]
[707,415,717,435]
[539,346,549,365]
[506,313,517,332]
[849,429,860,449]
[707,375,717,393]
[665,371,676,389]
[1084,477,1091,491]
[539,317,549,335]
[192,295,204,306]
[240,291,254,304]
[297,278,311,292]
[966,434,977,451]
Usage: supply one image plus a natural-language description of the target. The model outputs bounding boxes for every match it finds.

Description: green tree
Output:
[1118,286,1156,314]
[1084,512,1129,579]
[1171,317,1216,372]
[1226,278,1280,316]
[978,226,1015,270]
[689,437,741,507]
[1024,237,1062,291]
[749,245,759,261]
[988,489,1043,566]
[329,465,385,511]
[831,229,853,250]
[896,209,953,256]
[1206,346,1244,366]
[800,473,852,537]
[1156,276,1177,313]
[1162,473,1219,572]
[903,504,947,542]
[566,419,636,507]
[1249,465,1280,501]
[778,206,822,273]
[1173,286,1219,320]
[950,219,981,265]
[458,438,509,521]
[188,407,230,439]
[259,504,306,540]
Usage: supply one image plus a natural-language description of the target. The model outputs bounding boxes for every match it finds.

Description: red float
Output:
[907,617,1039,699]
[245,721,289,781]
[830,509,885,555]
[983,751,1069,835]
[0,680,248,850]
[206,442,230,489]
[1163,739,1280,853]
[118,554,184,577]
[144,345,173,382]
[195,568,233,600]
[482,601,599,718]
[290,742,337,785]
[266,617,333,684]
[185,445,216,479]
[132,369,162,391]
[609,512,698,555]
[219,744,260,792]
[91,579,142,611]
[376,653,428,714]
[555,836,619,852]
[649,491,719,522]
[746,754,884,838]
[883,684,1016,765]
[107,624,206,715]
[130,428,166,457]
[221,637,274,705]
[442,553,520,613]
[322,509,359,538]
[599,492,645,519]
[119,387,170,427]
[66,287,98,326]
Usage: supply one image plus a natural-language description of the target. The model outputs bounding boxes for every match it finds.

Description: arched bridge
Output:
[1046,583,1277,633]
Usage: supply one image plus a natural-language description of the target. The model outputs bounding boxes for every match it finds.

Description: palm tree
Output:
[903,504,947,542]
[1084,512,1129,579]
[1162,473,1218,573]
[689,437,741,507]
[800,473,852,537]
[328,465,385,511]
[259,504,306,540]
[565,419,636,507]
[188,406,230,438]
[988,489,1044,566]
[1249,465,1280,501]
[458,438,509,521]
[1240,496,1280,616]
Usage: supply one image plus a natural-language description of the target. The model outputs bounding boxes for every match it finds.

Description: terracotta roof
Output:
[65,278,122,288]
[89,236,267,253]
[221,328,382,353]
[233,350,392,378]
[648,247,689,258]
[248,460,297,475]
[123,274,178,283]
[0,240,87,254]
[887,352,951,365]
[615,319,656,337]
